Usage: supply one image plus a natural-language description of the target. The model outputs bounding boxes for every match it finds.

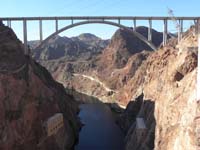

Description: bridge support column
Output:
[118,18,121,25]
[23,19,28,55]
[7,20,11,28]
[148,19,152,41]
[39,20,43,42]
[163,19,168,46]
[194,20,198,35]
[55,19,58,32]
[133,19,136,29]
[178,19,183,43]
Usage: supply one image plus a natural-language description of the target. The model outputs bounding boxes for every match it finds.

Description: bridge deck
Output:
[0,16,200,21]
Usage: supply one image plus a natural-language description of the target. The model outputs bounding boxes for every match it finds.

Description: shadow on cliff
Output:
[116,93,156,150]
[65,88,125,115]
[65,88,105,104]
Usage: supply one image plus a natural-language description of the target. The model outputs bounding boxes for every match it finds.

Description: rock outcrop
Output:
[30,33,109,61]
[97,26,162,70]
[118,26,197,150]
[0,23,80,150]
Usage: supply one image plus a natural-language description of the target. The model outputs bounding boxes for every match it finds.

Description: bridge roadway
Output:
[1,16,200,20]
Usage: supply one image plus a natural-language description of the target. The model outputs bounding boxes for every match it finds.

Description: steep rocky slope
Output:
[97,26,163,70]
[0,22,80,150]
[29,34,109,103]
[42,26,164,103]
[30,33,109,61]
[95,27,156,90]
[117,26,197,150]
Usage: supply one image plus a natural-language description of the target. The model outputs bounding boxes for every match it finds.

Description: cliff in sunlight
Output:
[117,26,197,150]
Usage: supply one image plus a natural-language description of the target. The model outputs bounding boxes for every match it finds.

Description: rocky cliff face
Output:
[117,26,197,150]
[97,26,163,70]
[30,33,109,61]
[39,27,164,103]
[0,23,80,150]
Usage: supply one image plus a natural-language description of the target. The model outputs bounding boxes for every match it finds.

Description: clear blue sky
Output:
[1,0,199,41]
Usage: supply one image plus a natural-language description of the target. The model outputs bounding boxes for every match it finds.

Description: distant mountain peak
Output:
[30,33,109,60]
[79,33,98,38]
[97,26,164,69]
[76,33,101,41]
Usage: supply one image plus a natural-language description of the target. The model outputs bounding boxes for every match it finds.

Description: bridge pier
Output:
[118,18,121,25]
[180,19,183,35]
[194,20,198,35]
[39,19,43,42]
[7,20,11,28]
[23,19,28,55]
[133,19,136,29]
[55,19,58,32]
[163,19,168,46]
[148,19,152,41]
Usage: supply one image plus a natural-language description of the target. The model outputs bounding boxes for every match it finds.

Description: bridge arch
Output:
[36,20,157,50]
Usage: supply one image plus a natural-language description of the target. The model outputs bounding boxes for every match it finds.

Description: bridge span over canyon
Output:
[0,16,200,55]
[1,16,200,149]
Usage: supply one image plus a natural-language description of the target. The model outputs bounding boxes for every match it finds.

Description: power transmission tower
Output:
[167,8,181,42]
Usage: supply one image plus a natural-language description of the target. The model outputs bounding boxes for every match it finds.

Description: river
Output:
[75,104,125,150]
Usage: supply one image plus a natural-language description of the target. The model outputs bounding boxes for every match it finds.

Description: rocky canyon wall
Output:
[0,22,80,150]
[118,27,197,150]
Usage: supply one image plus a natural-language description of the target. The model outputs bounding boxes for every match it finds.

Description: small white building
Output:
[136,117,147,141]
[44,113,64,137]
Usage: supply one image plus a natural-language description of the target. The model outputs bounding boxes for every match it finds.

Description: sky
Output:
[0,0,200,41]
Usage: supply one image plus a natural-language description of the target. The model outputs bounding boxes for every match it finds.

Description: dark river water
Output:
[75,104,125,150]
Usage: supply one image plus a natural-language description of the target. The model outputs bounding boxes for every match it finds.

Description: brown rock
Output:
[118,26,197,150]
[0,23,80,150]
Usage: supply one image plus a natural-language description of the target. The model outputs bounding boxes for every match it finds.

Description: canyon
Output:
[0,19,198,150]
[32,25,198,150]
[32,26,165,104]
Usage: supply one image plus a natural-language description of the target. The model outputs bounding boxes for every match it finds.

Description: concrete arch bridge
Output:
[1,16,199,54]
